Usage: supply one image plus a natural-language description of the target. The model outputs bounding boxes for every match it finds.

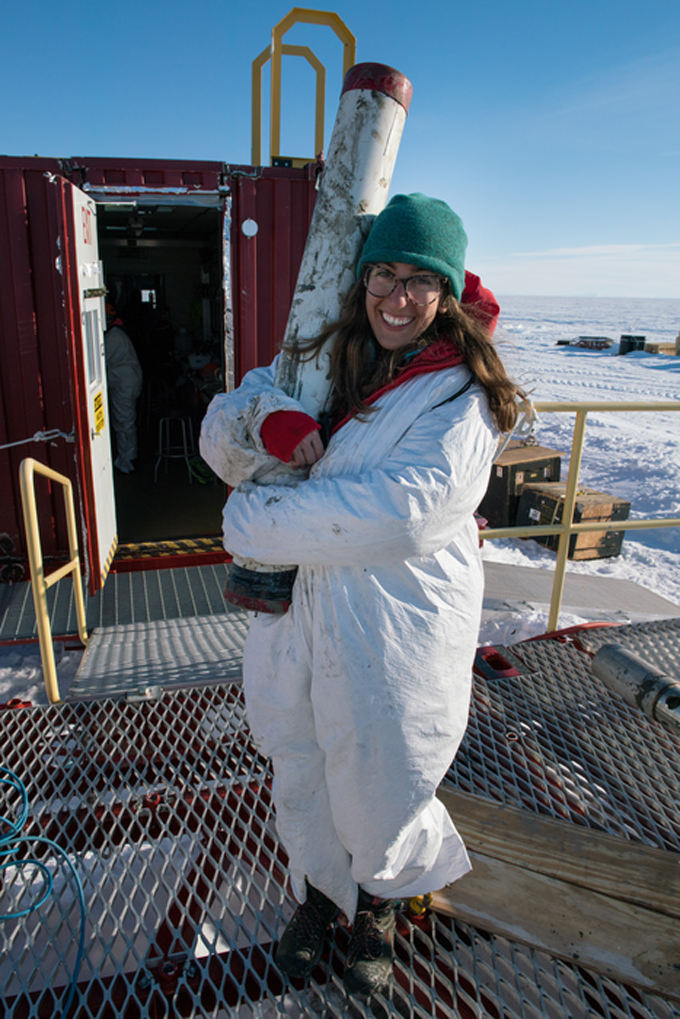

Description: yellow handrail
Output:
[481,401,680,632]
[19,458,89,704]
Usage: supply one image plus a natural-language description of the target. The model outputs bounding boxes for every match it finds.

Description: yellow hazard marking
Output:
[114,537,224,560]
[101,534,119,584]
[93,390,105,433]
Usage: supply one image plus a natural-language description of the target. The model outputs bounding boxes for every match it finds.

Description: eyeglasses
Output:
[364,266,444,306]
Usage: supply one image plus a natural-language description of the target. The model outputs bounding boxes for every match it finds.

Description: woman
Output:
[200,194,523,997]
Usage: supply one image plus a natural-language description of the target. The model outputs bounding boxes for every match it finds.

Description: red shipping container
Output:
[0,155,317,590]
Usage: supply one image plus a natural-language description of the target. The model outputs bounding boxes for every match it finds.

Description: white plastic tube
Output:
[228,64,412,609]
[274,62,413,413]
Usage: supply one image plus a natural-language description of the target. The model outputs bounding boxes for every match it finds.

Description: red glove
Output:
[260,410,321,463]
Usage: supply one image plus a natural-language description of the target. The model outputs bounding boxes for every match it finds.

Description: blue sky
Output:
[2,1,679,298]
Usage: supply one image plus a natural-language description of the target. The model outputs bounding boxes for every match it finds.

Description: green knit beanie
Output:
[357,193,468,300]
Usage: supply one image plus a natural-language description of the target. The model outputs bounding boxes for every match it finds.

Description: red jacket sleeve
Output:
[461,271,500,336]
[260,410,321,463]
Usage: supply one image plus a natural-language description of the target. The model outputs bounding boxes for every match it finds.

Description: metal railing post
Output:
[547,408,588,632]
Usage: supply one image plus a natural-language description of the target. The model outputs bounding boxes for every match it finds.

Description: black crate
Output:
[477,441,563,529]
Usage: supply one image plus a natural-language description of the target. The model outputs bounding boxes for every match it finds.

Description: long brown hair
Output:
[284,275,525,433]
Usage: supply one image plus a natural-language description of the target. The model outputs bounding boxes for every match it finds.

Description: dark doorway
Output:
[97,200,227,543]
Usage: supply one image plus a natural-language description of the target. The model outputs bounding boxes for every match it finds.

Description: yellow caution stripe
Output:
[114,537,224,561]
[101,534,119,583]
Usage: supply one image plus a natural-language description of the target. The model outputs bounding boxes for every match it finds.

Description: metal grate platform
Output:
[66,612,249,700]
[449,618,680,853]
[1,621,679,1018]
[0,564,231,641]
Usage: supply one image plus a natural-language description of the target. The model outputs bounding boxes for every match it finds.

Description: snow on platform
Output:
[484,560,680,622]
[67,612,248,701]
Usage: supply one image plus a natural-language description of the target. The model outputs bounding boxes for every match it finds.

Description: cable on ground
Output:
[0,765,86,1017]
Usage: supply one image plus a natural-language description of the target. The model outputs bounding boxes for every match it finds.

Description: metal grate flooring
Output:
[448,618,680,853]
[0,564,231,641]
[1,621,679,1018]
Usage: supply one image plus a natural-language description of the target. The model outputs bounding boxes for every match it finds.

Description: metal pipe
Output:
[279,45,326,160]
[591,643,680,734]
[270,9,356,164]
[63,477,89,646]
[19,459,63,703]
[250,46,270,166]
[252,43,327,167]
[534,400,680,413]
[43,556,81,589]
[482,518,680,539]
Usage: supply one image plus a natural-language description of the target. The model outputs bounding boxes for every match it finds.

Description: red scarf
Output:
[332,338,464,435]
[261,339,466,460]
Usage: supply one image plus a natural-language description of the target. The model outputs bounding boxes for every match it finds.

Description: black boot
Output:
[276,882,341,980]
[343,890,396,996]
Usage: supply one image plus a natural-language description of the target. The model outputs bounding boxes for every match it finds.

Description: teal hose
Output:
[0,766,86,1016]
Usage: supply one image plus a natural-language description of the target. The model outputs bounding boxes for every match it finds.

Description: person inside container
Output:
[104,303,143,473]
[200,194,524,997]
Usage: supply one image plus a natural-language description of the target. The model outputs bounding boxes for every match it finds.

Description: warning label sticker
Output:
[94,390,105,433]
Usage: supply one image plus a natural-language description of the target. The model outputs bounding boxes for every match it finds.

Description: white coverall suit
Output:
[104,325,143,473]
[200,357,498,921]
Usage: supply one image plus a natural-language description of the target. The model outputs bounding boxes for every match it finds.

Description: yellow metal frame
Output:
[19,457,89,704]
[252,8,356,166]
[252,43,327,167]
[481,401,680,632]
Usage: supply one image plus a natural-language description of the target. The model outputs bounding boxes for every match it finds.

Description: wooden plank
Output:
[645,342,676,354]
[432,852,680,1001]
[494,442,565,466]
[437,786,680,919]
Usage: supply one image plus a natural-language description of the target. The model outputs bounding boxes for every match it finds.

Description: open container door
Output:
[55,176,116,594]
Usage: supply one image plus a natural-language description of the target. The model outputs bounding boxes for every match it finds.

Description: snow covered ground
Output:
[2,295,679,705]
[481,294,680,644]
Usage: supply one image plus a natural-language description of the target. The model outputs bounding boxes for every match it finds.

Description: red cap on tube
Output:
[341,62,413,112]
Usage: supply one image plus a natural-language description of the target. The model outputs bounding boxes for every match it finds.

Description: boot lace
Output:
[347,910,385,966]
